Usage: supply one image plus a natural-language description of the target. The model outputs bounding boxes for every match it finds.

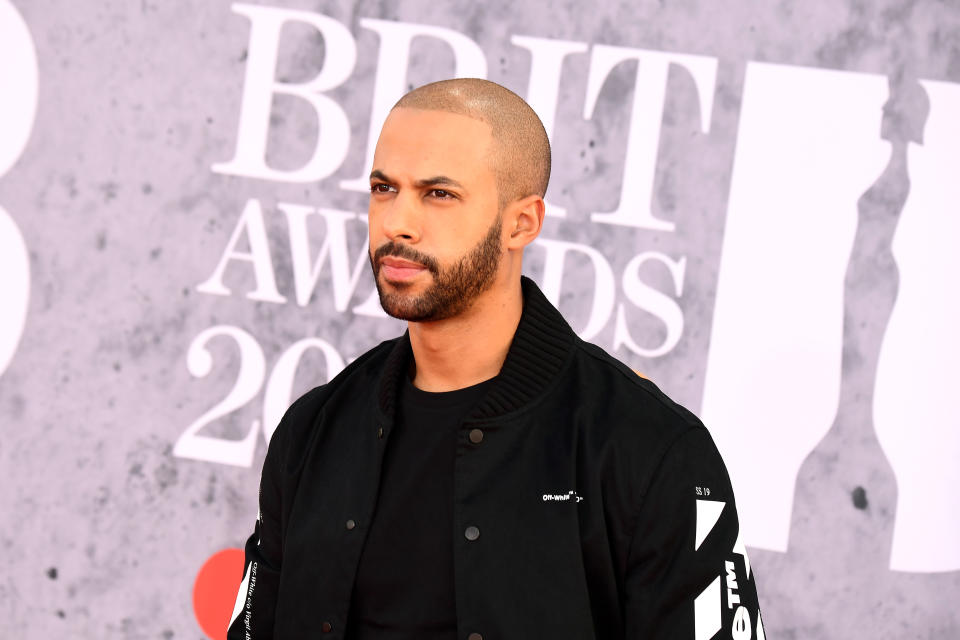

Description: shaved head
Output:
[392,78,551,208]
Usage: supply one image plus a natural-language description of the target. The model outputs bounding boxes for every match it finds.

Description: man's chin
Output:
[378,296,432,322]
[375,279,427,320]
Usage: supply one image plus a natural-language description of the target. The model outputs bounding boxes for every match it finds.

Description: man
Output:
[227,78,762,639]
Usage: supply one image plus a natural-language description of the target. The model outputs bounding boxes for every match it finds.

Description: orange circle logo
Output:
[193,548,245,640]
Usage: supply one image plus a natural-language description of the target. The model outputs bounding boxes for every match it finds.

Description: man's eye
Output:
[429,189,454,199]
[370,183,394,194]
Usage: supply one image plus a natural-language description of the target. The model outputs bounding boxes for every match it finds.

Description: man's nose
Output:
[381,194,421,243]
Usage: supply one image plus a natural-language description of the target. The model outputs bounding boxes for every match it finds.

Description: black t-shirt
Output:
[346,375,495,640]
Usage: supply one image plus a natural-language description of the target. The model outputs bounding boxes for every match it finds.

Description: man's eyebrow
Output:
[369,171,467,191]
[369,169,392,183]
[414,176,465,190]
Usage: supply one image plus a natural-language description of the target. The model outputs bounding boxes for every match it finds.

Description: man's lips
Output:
[379,256,427,281]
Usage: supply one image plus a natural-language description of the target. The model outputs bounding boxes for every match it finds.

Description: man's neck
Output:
[407,282,523,392]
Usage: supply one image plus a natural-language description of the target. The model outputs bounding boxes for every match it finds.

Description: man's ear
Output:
[504,194,545,250]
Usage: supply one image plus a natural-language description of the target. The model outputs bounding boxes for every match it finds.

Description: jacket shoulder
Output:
[573,338,703,432]
[571,340,739,534]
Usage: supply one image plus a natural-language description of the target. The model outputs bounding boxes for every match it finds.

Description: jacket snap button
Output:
[464,525,480,541]
[467,633,483,640]
[346,519,357,530]
[321,621,333,632]
[468,428,484,444]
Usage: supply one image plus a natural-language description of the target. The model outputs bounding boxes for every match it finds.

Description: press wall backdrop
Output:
[1,0,958,637]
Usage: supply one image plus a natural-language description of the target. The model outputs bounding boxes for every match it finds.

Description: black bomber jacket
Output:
[227,277,763,640]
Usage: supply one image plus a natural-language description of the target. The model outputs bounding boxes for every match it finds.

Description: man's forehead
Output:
[373,108,497,175]
[378,107,493,147]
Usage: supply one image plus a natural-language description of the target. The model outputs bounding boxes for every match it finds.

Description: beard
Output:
[370,215,503,322]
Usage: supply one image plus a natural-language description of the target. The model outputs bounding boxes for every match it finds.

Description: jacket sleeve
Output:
[226,415,289,639]
[624,427,764,639]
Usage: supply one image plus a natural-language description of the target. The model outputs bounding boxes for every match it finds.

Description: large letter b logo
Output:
[0,0,38,376]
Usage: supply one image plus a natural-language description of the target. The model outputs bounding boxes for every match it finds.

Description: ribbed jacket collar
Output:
[377,276,575,423]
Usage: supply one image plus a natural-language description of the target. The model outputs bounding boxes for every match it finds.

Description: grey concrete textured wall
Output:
[0,0,958,638]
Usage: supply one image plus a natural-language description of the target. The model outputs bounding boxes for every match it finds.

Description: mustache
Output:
[371,241,440,275]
